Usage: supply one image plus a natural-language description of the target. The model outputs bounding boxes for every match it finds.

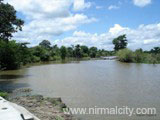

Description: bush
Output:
[31,56,41,63]
[133,49,145,63]
[145,54,159,64]
[117,48,160,64]
[52,56,61,61]
[117,48,134,62]
[0,92,8,99]
[82,53,89,57]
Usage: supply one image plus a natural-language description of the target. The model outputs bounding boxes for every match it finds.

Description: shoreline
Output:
[6,88,78,120]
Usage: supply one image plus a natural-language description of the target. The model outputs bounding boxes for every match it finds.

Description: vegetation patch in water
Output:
[117,48,160,64]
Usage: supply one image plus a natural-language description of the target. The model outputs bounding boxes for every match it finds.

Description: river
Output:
[0,60,160,120]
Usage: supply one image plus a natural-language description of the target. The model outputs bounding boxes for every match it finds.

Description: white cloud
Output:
[109,24,129,35]
[133,0,152,7]
[96,6,103,9]
[6,0,72,19]
[5,0,96,44]
[108,5,119,10]
[13,14,96,43]
[54,23,160,50]
[4,0,159,50]
[73,0,91,11]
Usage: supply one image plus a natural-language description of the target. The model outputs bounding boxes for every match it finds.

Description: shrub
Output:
[117,48,134,62]
[0,92,8,99]
[31,56,41,63]
[133,49,145,63]
[52,56,61,61]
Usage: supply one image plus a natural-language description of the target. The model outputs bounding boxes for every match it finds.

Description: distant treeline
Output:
[1,0,160,71]
[0,40,114,70]
[111,34,160,64]
[0,1,115,70]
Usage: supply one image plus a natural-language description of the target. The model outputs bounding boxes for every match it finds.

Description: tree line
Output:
[0,39,114,70]
[112,34,160,64]
[0,1,114,70]
[1,0,160,71]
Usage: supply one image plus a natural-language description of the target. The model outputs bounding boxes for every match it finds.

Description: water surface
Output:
[0,60,160,120]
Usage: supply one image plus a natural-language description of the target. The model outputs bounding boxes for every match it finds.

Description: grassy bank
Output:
[117,48,160,64]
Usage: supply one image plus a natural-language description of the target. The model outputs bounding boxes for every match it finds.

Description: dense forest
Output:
[0,0,160,71]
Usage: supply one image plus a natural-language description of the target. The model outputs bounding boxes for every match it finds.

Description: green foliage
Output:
[55,116,64,120]
[0,40,22,70]
[117,48,160,64]
[133,49,145,63]
[32,46,50,61]
[31,56,41,63]
[112,34,128,51]
[117,48,134,62]
[66,47,74,58]
[75,44,82,58]
[18,42,32,64]
[0,0,24,41]
[52,56,61,61]
[39,40,51,49]
[81,45,89,56]
[60,46,67,60]
[0,0,114,70]
[0,92,8,99]
[150,47,160,54]
[0,39,116,70]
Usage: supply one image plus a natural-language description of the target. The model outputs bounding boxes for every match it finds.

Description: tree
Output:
[39,40,51,49]
[60,46,67,60]
[0,40,21,70]
[89,47,98,58]
[0,0,24,41]
[67,47,74,57]
[112,34,128,51]
[0,1,24,70]
[75,44,82,58]
[81,45,89,57]
[18,42,32,64]
[32,46,50,61]
[150,47,160,54]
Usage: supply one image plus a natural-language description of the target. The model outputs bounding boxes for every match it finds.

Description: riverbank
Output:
[9,95,76,120]
[0,89,77,120]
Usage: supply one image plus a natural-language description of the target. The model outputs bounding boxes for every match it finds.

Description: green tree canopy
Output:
[60,46,67,60]
[0,40,23,70]
[39,40,51,49]
[75,44,82,58]
[150,47,160,54]
[0,0,24,41]
[89,47,98,58]
[112,34,128,51]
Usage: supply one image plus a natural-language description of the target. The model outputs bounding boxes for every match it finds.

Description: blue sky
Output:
[5,0,160,50]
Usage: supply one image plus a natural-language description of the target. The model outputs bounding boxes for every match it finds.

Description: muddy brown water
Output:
[0,60,160,120]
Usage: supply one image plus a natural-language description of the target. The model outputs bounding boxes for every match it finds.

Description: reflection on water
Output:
[0,70,30,92]
[0,82,29,92]
[0,74,29,80]
[0,60,160,120]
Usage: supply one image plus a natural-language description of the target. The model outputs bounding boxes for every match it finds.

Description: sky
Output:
[4,0,160,50]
